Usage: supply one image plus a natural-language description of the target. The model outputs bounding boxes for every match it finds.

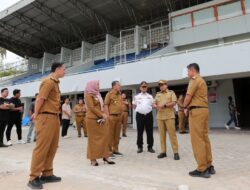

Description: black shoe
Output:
[207,165,216,175]
[103,158,115,165]
[113,152,123,157]
[27,177,43,189]
[189,169,211,178]
[40,175,61,183]
[137,148,143,153]
[0,143,8,148]
[157,153,167,159]
[148,148,155,153]
[122,134,127,137]
[78,135,82,138]
[84,134,88,137]
[174,153,180,160]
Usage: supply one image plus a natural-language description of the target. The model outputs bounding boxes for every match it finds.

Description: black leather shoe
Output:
[122,134,127,137]
[137,148,143,153]
[113,152,123,157]
[40,175,61,183]
[207,165,216,175]
[157,153,167,159]
[174,153,180,160]
[189,169,211,178]
[27,177,43,189]
[148,148,155,153]
[0,143,8,148]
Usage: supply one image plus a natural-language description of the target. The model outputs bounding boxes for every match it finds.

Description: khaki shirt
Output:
[39,75,61,114]
[154,90,177,120]
[85,94,103,119]
[187,75,208,108]
[74,104,86,117]
[104,90,122,115]
[122,99,130,112]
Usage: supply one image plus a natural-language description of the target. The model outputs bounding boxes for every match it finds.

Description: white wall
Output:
[208,79,235,128]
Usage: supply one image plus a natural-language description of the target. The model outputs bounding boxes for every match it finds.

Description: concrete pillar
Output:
[132,87,138,129]
[134,25,146,55]
[21,97,32,118]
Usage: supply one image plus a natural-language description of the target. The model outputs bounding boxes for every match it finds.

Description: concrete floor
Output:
[0,126,250,190]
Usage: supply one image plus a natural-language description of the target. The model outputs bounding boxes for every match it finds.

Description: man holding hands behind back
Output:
[183,63,215,178]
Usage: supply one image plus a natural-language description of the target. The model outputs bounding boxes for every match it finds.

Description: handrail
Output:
[4,37,250,85]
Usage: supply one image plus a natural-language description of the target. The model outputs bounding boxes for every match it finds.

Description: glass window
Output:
[245,0,250,13]
[194,7,215,26]
[172,14,192,31]
[218,1,242,20]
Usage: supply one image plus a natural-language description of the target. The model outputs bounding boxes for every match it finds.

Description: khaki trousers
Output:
[189,108,213,172]
[30,114,60,181]
[121,112,129,135]
[157,119,178,154]
[75,116,87,136]
[109,115,122,152]
[178,111,186,132]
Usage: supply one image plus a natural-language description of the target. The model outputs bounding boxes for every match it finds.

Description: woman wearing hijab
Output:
[84,80,115,166]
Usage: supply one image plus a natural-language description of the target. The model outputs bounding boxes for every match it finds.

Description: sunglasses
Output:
[141,86,148,88]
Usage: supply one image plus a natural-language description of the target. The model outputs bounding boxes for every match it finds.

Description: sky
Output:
[1,0,22,64]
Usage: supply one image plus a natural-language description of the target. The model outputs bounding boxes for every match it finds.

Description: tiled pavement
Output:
[0,126,250,190]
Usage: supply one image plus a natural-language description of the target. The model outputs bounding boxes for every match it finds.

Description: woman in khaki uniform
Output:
[84,80,115,166]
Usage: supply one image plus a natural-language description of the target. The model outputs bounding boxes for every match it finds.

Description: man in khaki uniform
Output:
[74,99,87,137]
[104,81,123,157]
[183,63,215,178]
[28,63,65,189]
[121,93,131,137]
[177,95,187,134]
[153,80,180,160]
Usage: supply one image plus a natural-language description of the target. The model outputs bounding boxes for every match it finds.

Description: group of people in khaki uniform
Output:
[27,62,215,189]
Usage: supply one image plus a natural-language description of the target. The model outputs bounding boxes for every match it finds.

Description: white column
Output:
[21,97,32,118]
[132,87,138,129]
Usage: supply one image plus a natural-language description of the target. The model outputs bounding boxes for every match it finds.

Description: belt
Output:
[110,114,121,116]
[137,111,152,116]
[189,106,208,111]
[41,112,59,116]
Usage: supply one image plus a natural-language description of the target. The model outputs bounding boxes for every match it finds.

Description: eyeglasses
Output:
[141,86,148,88]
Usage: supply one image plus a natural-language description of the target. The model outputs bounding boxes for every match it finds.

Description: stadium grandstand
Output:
[1,0,250,129]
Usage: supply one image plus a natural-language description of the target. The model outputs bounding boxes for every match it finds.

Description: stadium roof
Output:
[0,0,212,58]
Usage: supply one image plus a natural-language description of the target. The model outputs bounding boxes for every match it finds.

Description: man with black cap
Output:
[153,80,180,160]
[133,81,155,153]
